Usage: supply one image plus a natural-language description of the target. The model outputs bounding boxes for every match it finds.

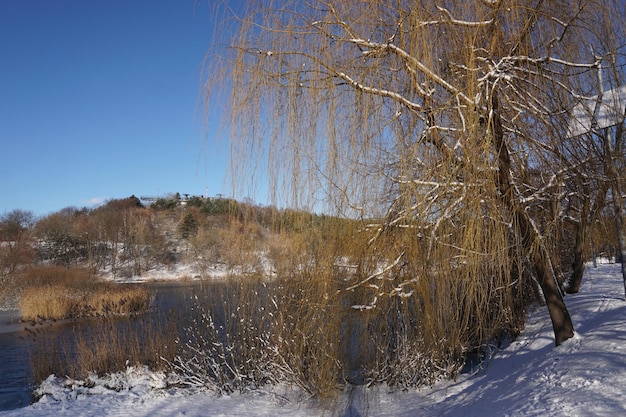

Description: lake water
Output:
[0,281,402,412]
[0,281,225,412]
[0,309,33,411]
[0,282,247,411]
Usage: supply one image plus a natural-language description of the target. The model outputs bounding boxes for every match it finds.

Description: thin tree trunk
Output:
[565,187,594,295]
[611,182,626,299]
[491,93,574,345]
[591,235,597,268]
[565,221,586,294]
[614,121,626,299]
[596,71,626,298]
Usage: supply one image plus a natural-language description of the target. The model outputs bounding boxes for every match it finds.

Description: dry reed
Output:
[30,313,178,383]
[17,266,151,321]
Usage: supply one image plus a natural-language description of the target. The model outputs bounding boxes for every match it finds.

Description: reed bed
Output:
[18,267,151,321]
[30,313,178,383]
[20,284,151,321]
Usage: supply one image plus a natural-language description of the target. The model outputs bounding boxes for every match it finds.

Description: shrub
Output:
[178,212,199,239]
[167,279,341,397]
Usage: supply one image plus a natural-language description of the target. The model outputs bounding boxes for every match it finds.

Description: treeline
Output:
[1,192,621,394]
[0,193,621,282]
[0,194,349,281]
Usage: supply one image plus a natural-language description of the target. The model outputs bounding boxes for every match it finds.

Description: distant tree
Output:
[186,196,205,208]
[35,207,84,268]
[91,197,166,277]
[201,198,240,216]
[71,209,107,274]
[103,196,143,211]
[0,209,36,278]
[151,197,178,211]
[179,211,199,239]
[119,207,164,276]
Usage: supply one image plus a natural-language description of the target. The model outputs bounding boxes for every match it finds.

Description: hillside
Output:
[1,195,337,287]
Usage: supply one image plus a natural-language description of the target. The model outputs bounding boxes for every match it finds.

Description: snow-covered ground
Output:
[2,263,625,417]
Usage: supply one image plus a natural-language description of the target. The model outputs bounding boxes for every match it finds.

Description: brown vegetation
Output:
[30,314,177,383]
[17,267,151,321]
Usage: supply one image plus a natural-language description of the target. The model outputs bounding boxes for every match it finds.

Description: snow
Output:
[108,262,231,283]
[567,85,626,138]
[2,263,626,416]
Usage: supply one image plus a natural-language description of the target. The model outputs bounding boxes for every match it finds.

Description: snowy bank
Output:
[2,263,625,417]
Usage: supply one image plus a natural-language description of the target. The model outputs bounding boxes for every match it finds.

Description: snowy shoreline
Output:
[2,262,626,416]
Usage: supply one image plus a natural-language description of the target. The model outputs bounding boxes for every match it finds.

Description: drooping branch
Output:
[419,5,494,28]
[346,251,405,291]
[334,70,424,113]
[352,39,476,108]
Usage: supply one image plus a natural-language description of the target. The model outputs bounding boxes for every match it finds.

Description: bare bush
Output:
[168,278,341,397]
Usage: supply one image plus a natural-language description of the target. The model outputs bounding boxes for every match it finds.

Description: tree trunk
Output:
[591,234,597,268]
[565,220,586,294]
[533,248,576,344]
[611,183,626,300]
[491,93,574,346]
[515,209,575,345]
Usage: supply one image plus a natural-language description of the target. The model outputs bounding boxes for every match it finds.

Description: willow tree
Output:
[208,0,624,348]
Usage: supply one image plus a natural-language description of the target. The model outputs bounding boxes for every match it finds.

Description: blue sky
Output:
[0,0,230,216]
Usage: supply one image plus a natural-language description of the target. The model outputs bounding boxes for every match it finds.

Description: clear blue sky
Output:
[0,0,230,216]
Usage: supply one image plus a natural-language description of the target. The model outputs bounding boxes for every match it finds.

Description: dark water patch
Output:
[0,310,34,411]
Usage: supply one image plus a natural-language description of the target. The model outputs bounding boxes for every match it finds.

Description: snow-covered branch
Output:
[352,39,475,108]
[335,71,424,112]
[429,5,494,27]
[520,158,593,205]
[346,251,405,291]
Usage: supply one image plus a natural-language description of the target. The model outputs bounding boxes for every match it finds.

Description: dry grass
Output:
[20,285,76,321]
[17,266,151,321]
[30,313,178,383]
[20,266,173,384]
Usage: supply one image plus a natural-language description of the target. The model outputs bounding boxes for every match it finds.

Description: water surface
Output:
[0,310,33,411]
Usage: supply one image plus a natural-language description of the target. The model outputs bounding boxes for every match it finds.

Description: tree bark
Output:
[565,221,586,294]
[564,190,592,294]
[515,208,575,344]
[491,93,574,345]
[611,182,626,299]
